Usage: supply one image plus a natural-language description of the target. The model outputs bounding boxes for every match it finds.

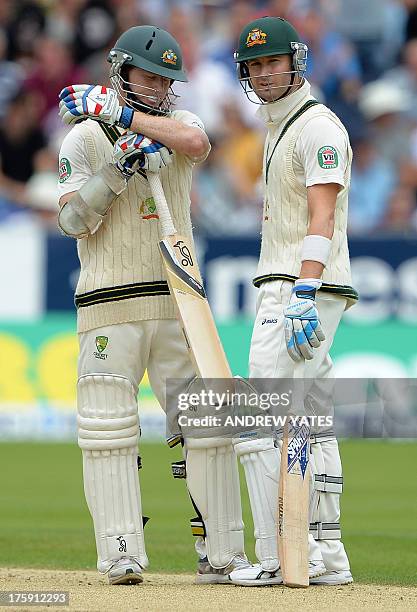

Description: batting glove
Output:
[284,280,325,362]
[58,84,134,129]
[113,131,172,176]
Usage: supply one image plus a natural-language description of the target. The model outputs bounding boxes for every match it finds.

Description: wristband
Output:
[117,106,134,129]
[301,234,331,267]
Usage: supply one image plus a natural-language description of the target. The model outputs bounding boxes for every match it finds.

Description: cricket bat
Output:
[277,363,310,587]
[147,171,232,379]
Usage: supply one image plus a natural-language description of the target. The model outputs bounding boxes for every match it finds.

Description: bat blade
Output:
[277,418,310,587]
[159,234,232,379]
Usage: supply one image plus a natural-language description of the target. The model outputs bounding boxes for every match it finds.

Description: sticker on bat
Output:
[173,240,194,267]
[287,422,310,478]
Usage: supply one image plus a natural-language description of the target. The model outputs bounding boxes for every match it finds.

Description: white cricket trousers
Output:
[78,319,195,441]
[249,280,351,572]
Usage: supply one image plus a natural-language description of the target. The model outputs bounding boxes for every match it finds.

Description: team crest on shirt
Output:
[317,146,338,169]
[246,28,267,47]
[94,336,108,360]
[59,157,72,183]
[161,49,177,65]
[140,196,159,220]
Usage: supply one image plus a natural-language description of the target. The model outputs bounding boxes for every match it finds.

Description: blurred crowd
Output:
[1,0,417,237]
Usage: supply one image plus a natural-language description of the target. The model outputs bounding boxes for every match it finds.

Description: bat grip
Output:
[146,171,176,237]
[292,359,306,417]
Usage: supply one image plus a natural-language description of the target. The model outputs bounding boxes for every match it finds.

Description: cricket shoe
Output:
[229,561,326,586]
[195,554,251,584]
[310,569,353,585]
[229,565,283,586]
[309,560,327,578]
[108,557,143,585]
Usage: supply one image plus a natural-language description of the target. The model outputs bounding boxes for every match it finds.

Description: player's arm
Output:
[129,112,210,159]
[57,129,172,239]
[299,182,340,280]
[57,128,129,239]
[284,118,348,361]
[58,84,210,160]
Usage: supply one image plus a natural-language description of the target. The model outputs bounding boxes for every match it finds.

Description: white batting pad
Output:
[185,437,244,569]
[233,436,280,572]
[310,437,350,571]
[77,374,148,572]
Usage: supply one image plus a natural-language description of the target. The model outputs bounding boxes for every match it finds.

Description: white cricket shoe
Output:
[310,569,353,585]
[229,564,283,586]
[108,557,143,585]
[229,560,326,586]
[309,560,327,578]
[195,554,251,584]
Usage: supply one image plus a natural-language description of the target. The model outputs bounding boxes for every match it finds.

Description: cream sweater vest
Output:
[254,88,357,306]
[74,116,196,332]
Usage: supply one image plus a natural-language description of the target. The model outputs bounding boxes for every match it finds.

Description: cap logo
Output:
[246,28,267,47]
[161,49,177,65]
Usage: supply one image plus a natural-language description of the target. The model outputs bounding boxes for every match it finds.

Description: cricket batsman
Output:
[230,17,358,586]
[57,25,248,585]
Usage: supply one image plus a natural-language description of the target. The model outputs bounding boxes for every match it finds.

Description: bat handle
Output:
[292,359,306,417]
[146,171,176,237]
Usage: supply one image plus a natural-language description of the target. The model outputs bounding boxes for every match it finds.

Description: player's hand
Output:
[284,281,325,361]
[58,84,134,128]
[113,131,173,176]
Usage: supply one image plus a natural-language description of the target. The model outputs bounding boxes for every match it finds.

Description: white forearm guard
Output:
[58,163,128,238]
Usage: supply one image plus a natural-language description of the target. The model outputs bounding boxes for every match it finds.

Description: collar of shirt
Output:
[256,79,314,128]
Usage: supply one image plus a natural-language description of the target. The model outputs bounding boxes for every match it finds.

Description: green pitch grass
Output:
[0,441,416,584]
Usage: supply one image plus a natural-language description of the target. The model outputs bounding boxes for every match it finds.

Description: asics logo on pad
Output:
[261,318,278,325]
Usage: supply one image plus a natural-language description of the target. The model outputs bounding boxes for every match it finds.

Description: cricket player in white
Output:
[57,25,248,585]
[230,17,358,586]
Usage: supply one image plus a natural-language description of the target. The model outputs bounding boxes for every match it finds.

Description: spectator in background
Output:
[46,0,88,46]
[114,0,146,35]
[382,185,417,233]
[384,38,417,122]
[0,28,24,117]
[358,79,414,166]
[167,5,257,137]
[330,0,406,81]
[404,0,417,40]
[72,0,116,65]
[194,101,263,236]
[5,1,45,64]
[0,89,47,208]
[207,0,257,75]
[216,102,263,204]
[297,2,362,129]
[24,36,86,129]
[348,130,397,235]
[0,0,13,30]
